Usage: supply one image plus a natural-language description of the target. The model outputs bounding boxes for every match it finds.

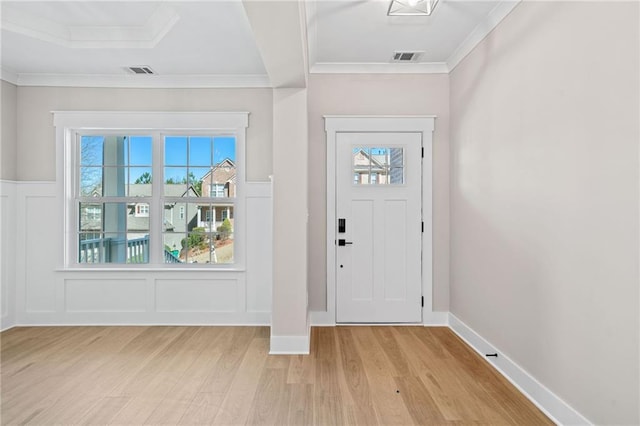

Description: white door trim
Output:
[323,116,435,325]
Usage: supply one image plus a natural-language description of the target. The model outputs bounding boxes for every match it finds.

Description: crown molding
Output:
[0,68,19,85]
[446,0,522,72]
[13,73,272,89]
[310,62,449,74]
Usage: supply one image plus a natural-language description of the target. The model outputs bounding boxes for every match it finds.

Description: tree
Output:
[134,172,152,184]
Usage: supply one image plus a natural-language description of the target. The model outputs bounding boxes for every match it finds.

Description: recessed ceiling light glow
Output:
[387,0,439,16]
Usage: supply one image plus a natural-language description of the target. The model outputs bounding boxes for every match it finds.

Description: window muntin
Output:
[74,132,237,266]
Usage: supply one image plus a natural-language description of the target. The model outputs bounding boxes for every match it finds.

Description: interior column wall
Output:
[271,88,309,352]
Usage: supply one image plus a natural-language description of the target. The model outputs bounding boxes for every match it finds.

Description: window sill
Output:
[57,267,247,273]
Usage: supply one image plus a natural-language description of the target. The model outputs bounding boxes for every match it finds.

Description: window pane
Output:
[214,136,236,163]
[102,167,127,196]
[129,136,152,166]
[165,136,187,166]
[189,136,212,167]
[370,147,388,166]
[80,167,103,196]
[390,147,404,167]
[78,234,108,263]
[163,233,184,264]
[103,136,127,167]
[79,203,102,232]
[390,167,404,184]
[128,203,150,231]
[214,211,234,264]
[103,203,127,234]
[126,234,149,264]
[353,147,370,186]
[80,136,104,166]
[190,167,210,197]
[129,168,152,196]
[164,167,187,196]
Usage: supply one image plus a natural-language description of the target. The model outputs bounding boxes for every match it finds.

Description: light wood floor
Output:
[1,326,552,425]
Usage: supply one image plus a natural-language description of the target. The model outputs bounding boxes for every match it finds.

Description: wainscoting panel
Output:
[65,279,147,312]
[246,183,272,313]
[155,279,237,313]
[13,181,273,325]
[24,194,58,313]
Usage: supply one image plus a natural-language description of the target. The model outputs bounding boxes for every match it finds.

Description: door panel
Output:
[336,132,422,323]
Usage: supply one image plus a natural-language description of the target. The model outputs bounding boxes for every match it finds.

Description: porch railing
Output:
[79,235,182,264]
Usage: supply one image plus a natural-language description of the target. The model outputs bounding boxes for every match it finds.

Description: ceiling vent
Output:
[127,66,156,75]
[391,51,423,63]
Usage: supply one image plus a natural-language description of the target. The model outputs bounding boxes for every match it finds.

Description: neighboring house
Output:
[199,158,235,229]
[129,184,201,251]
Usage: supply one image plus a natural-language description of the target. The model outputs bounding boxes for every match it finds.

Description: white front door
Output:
[335,132,422,323]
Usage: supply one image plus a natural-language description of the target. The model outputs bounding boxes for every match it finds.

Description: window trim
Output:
[55,111,249,270]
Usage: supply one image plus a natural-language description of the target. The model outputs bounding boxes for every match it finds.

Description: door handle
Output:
[338,239,353,246]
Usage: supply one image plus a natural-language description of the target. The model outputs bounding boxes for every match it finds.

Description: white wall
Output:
[16,86,273,182]
[12,181,271,325]
[1,80,17,181]
[271,88,309,353]
[449,2,639,424]
[307,73,450,312]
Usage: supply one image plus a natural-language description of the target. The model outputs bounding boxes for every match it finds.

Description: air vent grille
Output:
[391,51,423,63]
[127,66,156,75]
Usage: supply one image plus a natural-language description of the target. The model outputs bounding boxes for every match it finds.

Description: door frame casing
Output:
[321,116,435,325]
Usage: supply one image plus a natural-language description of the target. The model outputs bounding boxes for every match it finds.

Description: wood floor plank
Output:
[211,337,270,425]
[334,327,379,425]
[1,325,553,426]
[351,327,415,425]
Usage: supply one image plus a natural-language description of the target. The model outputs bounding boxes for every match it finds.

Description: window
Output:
[135,204,149,217]
[210,184,225,197]
[56,112,248,268]
[352,147,404,185]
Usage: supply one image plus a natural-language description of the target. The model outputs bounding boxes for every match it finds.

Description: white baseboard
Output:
[269,334,310,355]
[269,311,311,355]
[310,310,335,326]
[449,314,592,426]
[423,310,449,326]
[0,323,15,332]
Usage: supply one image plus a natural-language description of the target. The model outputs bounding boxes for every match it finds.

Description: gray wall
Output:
[449,2,639,424]
[1,80,17,181]
[307,73,450,311]
[16,87,273,182]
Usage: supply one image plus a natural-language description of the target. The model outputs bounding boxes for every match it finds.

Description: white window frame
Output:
[54,111,248,270]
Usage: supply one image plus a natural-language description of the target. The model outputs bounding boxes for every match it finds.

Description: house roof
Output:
[128,184,199,197]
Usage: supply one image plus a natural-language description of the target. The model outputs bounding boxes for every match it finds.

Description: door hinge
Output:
[421,221,424,233]
[421,296,424,307]
[421,147,424,158]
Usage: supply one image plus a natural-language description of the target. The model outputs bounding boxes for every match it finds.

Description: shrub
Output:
[217,218,232,241]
